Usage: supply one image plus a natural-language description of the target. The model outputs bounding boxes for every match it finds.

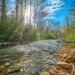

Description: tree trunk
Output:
[1,0,6,21]
[16,0,19,22]
[30,0,31,25]
[20,0,24,23]
[66,15,70,32]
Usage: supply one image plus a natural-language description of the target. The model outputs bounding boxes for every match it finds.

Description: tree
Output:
[1,0,6,20]
[66,15,70,32]
[16,0,19,22]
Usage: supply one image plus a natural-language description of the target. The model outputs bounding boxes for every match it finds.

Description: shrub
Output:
[0,20,21,42]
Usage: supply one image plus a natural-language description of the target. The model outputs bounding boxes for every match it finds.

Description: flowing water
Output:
[0,40,63,75]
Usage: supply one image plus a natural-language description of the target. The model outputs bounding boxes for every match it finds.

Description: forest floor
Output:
[40,43,75,75]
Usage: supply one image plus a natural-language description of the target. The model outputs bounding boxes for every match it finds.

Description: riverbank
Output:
[40,43,75,75]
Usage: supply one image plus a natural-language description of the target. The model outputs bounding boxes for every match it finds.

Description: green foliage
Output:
[0,20,56,42]
[21,25,56,41]
[0,20,21,42]
[31,28,41,40]
[31,28,56,40]
[45,31,56,39]
[60,20,75,42]
[65,21,75,42]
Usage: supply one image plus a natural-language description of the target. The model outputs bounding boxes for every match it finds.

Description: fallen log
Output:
[0,42,18,46]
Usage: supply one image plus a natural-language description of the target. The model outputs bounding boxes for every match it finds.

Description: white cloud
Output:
[40,0,64,13]
[44,14,55,20]
[41,0,64,21]
[50,0,61,5]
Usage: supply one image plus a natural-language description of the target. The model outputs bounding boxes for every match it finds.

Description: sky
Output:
[42,0,74,26]
[2,0,75,26]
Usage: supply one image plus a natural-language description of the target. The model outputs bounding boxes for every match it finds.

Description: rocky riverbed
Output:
[0,40,63,75]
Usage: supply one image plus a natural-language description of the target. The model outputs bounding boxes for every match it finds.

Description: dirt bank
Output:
[40,43,75,75]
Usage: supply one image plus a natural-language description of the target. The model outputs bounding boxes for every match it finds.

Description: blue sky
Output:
[6,0,15,14]
[42,0,74,26]
[6,0,75,26]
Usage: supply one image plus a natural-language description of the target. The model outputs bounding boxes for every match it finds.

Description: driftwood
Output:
[0,42,18,46]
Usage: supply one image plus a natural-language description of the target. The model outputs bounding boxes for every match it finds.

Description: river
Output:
[0,40,63,75]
